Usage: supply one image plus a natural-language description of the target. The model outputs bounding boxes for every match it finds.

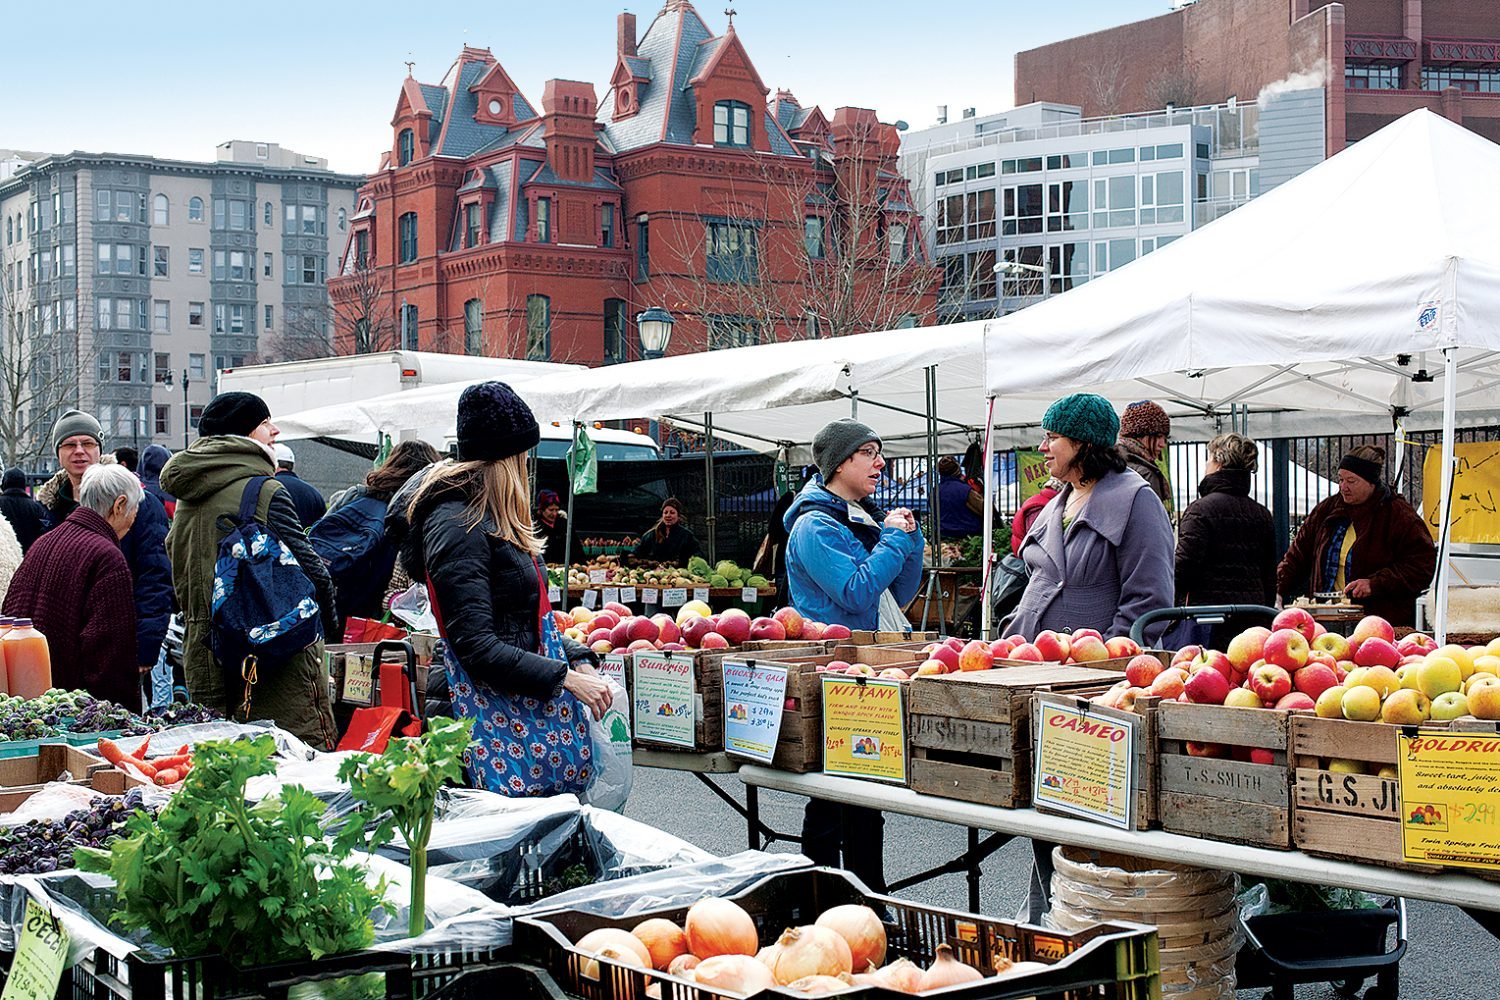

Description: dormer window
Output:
[398,128,415,167]
[714,101,751,147]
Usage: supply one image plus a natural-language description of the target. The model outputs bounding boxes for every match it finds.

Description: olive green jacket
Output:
[160,437,338,748]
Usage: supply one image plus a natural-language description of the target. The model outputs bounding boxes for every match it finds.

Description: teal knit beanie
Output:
[1042,393,1119,448]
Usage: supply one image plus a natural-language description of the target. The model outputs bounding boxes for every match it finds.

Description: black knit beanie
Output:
[456,381,540,462]
[198,391,271,438]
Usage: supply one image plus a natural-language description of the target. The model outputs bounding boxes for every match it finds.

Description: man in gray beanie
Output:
[35,410,173,708]
[781,416,924,896]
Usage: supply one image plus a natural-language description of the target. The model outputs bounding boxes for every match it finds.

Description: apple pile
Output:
[909,631,1147,679]
[559,601,851,656]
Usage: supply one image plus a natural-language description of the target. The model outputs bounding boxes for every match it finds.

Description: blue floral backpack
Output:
[428,558,594,797]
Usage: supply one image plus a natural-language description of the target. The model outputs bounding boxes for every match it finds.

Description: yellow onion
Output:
[814,905,887,970]
[578,928,653,969]
[583,944,648,981]
[916,945,983,993]
[994,961,1048,978]
[771,926,853,985]
[667,954,701,978]
[879,959,923,994]
[755,943,782,970]
[848,963,885,989]
[693,954,776,996]
[633,918,690,971]
[685,898,759,959]
[784,975,855,996]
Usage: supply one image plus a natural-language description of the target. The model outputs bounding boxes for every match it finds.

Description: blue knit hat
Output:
[1042,393,1119,448]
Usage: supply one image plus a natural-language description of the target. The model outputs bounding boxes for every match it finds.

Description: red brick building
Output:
[1014,0,1500,154]
[332,1,936,365]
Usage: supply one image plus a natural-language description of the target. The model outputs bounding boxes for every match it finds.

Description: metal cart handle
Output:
[371,638,422,721]
[1128,604,1280,645]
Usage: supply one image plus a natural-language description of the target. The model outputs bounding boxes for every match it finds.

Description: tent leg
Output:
[980,396,997,642]
[1434,349,1458,643]
[561,423,578,610]
[705,412,717,567]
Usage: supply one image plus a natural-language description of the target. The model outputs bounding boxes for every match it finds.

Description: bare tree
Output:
[0,247,82,466]
[1145,64,1197,110]
[330,256,397,355]
[263,301,335,362]
[1084,53,1128,116]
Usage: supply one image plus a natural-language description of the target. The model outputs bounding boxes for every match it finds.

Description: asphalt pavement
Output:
[623,766,1494,1000]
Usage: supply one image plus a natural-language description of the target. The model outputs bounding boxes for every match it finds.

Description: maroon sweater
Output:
[2,508,138,707]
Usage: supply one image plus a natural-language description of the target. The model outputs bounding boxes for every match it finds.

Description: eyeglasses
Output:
[854,445,882,460]
[1041,433,1063,445]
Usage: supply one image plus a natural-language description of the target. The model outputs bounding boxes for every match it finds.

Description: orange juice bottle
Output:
[0,618,10,695]
[5,619,51,699]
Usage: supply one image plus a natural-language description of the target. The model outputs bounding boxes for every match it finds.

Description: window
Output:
[1093,238,1136,274]
[1046,180,1088,232]
[465,203,483,248]
[1140,170,1185,224]
[1002,184,1042,236]
[603,297,627,363]
[967,189,998,240]
[804,216,826,260]
[188,248,204,274]
[464,298,483,355]
[1045,152,1088,170]
[353,230,369,269]
[1091,176,1137,228]
[301,204,320,235]
[265,201,274,226]
[213,303,247,334]
[189,353,206,379]
[285,204,297,229]
[153,194,169,226]
[94,190,145,224]
[154,352,170,383]
[969,250,997,300]
[1346,64,1404,90]
[60,298,76,330]
[525,295,550,360]
[153,246,168,277]
[301,255,324,285]
[937,194,964,245]
[804,311,821,339]
[34,249,52,282]
[230,200,247,231]
[213,199,225,229]
[58,245,74,277]
[704,219,758,284]
[153,300,169,333]
[888,222,908,263]
[117,352,135,383]
[398,212,418,263]
[189,405,204,430]
[713,101,751,147]
[1423,66,1500,92]
[600,204,615,248]
[188,196,204,222]
[398,128,415,166]
[188,302,204,327]
[264,252,273,278]
[213,304,224,333]
[154,405,170,436]
[635,217,649,279]
[536,198,551,243]
[999,246,1045,298]
[337,207,346,231]
[264,305,273,330]
[1091,147,1135,166]
[401,302,419,349]
[707,314,759,350]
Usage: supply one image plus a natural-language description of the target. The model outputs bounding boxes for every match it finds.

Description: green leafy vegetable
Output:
[75,736,388,965]
[337,716,474,937]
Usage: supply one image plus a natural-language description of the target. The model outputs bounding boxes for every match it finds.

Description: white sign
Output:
[693,587,711,604]
[633,653,696,748]
[603,587,620,605]
[642,588,660,604]
[741,587,759,603]
[722,660,788,763]
[621,587,638,603]
[663,588,687,607]
[589,569,608,584]
[583,590,599,609]
[547,585,562,604]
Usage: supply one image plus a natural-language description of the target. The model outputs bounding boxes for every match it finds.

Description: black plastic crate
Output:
[514,867,1161,1000]
[422,963,571,1000]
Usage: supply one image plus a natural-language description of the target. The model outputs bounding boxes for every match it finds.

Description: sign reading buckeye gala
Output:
[1033,694,1138,829]
[822,676,907,783]
[722,660,788,763]
[633,652,695,748]
[1398,729,1500,872]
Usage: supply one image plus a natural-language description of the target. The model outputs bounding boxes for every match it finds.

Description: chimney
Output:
[618,12,637,58]
[937,105,948,124]
[962,107,976,119]
[542,80,599,185]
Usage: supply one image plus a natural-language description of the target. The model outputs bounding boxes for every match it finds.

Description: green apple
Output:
[1430,691,1470,721]
[1415,656,1462,699]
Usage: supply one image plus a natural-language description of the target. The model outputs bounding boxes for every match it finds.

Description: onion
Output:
[848,962,885,989]
[815,905,887,969]
[784,975,855,996]
[993,961,1048,979]
[755,943,782,970]
[685,898,759,959]
[771,926,853,985]
[879,959,923,994]
[583,944,648,981]
[916,945,983,993]
[693,954,776,996]
[578,928,653,969]
[633,918,690,971]
[667,955,701,978]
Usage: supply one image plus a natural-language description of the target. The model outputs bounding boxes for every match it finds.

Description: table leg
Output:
[967,827,981,912]
[695,773,796,849]
[747,784,760,851]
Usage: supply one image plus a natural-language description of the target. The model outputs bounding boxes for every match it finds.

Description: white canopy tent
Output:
[977,110,1500,639]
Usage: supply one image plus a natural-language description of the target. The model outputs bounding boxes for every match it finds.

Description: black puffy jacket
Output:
[401,478,594,700]
[1174,469,1277,606]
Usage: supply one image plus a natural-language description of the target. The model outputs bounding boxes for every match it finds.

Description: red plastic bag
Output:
[337,706,421,753]
[342,617,407,645]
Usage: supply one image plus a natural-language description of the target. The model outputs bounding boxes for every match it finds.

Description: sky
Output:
[7,0,1175,175]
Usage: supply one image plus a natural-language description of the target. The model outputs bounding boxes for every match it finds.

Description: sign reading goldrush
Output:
[1398,729,1500,872]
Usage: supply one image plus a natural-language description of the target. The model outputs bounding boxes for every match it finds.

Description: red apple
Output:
[801,621,826,641]
[1185,668,1232,705]
[1249,748,1277,765]
[1397,632,1436,657]
[1353,637,1401,669]
[609,620,632,647]
[1250,663,1293,704]
[1105,636,1142,659]
[944,636,966,653]
[1033,630,1071,662]
[914,660,945,677]
[603,601,633,618]
[586,627,611,645]
[824,660,853,672]
[772,607,805,639]
[626,639,656,653]
[958,640,994,672]
[1072,628,1104,643]
[1305,649,1337,670]
[1191,649,1235,683]
[1070,635,1109,662]
[651,614,681,645]
[1263,629,1310,671]
[1185,741,1229,758]
[590,610,621,630]
[989,638,1016,659]
[844,664,876,677]
[1125,654,1165,687]
[627,617,660,643]
[1149,668,1187,699]
[1117,686,1147,712]
[1275,692,1316,711]
[1226,627,1271,673]
[1004,634,1027,645]
[1171,644,1203,667]
[1272,607,1318,642]
[1293,663,1339,701]
[660,642,686,651]
[1008,643,1044,663]
[699,632,730,649]
[877,667,909,680]
[681,616,716,648]
[821,624,852,640]
[929,645,961,672]
[590,639,613,654]
[749,617,787,641]
[716,610,753,645]
[551,610,573,632]
[1351,615,1396,647]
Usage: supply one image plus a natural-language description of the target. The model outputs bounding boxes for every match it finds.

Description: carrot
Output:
[153,768,181,786]
[100,739,157,778]
[97,738,128,766]
[176,745,190,756]
[130,735,152,760]
[148,754,192,770]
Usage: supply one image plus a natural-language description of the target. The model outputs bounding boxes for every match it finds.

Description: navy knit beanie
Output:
[198,392,270,438]
[1042,393,1119,449]
[455,381,540,462]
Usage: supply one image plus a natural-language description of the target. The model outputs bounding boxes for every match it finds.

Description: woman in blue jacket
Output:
[784,418,923,890]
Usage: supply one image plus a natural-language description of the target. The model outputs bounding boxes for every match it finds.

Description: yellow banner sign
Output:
[1016,450,1050,503]
[1033,696,1138,830]
[1397,728,1500,871]
[1423,441,1500,543]
[821,676,906,784]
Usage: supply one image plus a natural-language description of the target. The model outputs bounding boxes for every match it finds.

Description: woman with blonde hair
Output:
[401,382,611,796]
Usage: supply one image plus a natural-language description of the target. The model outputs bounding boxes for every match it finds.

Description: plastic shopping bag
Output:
[580,677,633,813]
[388,581,439,633]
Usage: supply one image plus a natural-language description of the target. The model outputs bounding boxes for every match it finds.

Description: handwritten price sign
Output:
[722,660,788,763]
[1398,728,1500,871]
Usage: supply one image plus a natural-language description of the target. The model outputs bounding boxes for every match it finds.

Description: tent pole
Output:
[704,412,717,567]
[850,390,858,420]
[1392,412,1407,491]
[980,395,997,642]
[925,366,941,577]
[562,422,578,612]
[1434,348,1458,642]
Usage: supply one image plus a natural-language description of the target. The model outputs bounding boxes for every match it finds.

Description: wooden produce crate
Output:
[0,743,114,812]
[847,629,939,645]
[1291,715,1456,871]
[906,664,1127,808]
[1156,701,1297,849]
[739,638,840,653]
[1032,692,1162,830]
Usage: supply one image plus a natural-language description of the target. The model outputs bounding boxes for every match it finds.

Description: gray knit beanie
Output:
[51,409,104,452]
[813,418,880,481]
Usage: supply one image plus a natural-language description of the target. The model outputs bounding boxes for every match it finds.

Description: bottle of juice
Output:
[0,618,9,695]
[5,620,51,699]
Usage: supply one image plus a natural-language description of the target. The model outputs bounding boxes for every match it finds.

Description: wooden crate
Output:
[906,665,1126,808]
[1291,715,1460,871]
[1156,701,1297,849]
[847,630,939,645]
[1032,692,1161,830]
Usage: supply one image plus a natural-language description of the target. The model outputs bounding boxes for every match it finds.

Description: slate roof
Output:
[526,164,623,192]
[598,5,713,152]
[488,162,514,244]
[764,112,797,156]
[438,59,511,157]
[623,56,653,80]
[511,161,535,241]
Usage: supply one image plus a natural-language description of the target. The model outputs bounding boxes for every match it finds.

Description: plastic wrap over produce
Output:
[109,720,319,761]
[522,850,813,919]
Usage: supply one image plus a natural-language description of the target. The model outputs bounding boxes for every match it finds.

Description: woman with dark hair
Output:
[534,489,581,566]
[1003,393,1175,643]
[1277,445,1435,626]
[633,497,701,565]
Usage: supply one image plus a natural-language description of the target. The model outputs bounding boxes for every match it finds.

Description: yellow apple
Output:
[1486,636,1500,657]
[1468,677,1500,721]
[1465,671,1498,694]
[1415,656,1463,699]
[1433,644,1474,676]
[1380,688,1431,725]
[1470,654,1500,681]
[1430,691,1470,721]
[1328,758,1368,774]
[1353,665,1399,700]
[1377,764,1398,778]
[1315,685,1347,719]
[1343,666,1369,690]
[1395,665,1422,691]
[1341,685,1382,722]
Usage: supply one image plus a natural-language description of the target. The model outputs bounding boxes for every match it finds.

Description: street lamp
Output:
[636,306,675,360]
[180,369,191,449]
[994,258,1052,301]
